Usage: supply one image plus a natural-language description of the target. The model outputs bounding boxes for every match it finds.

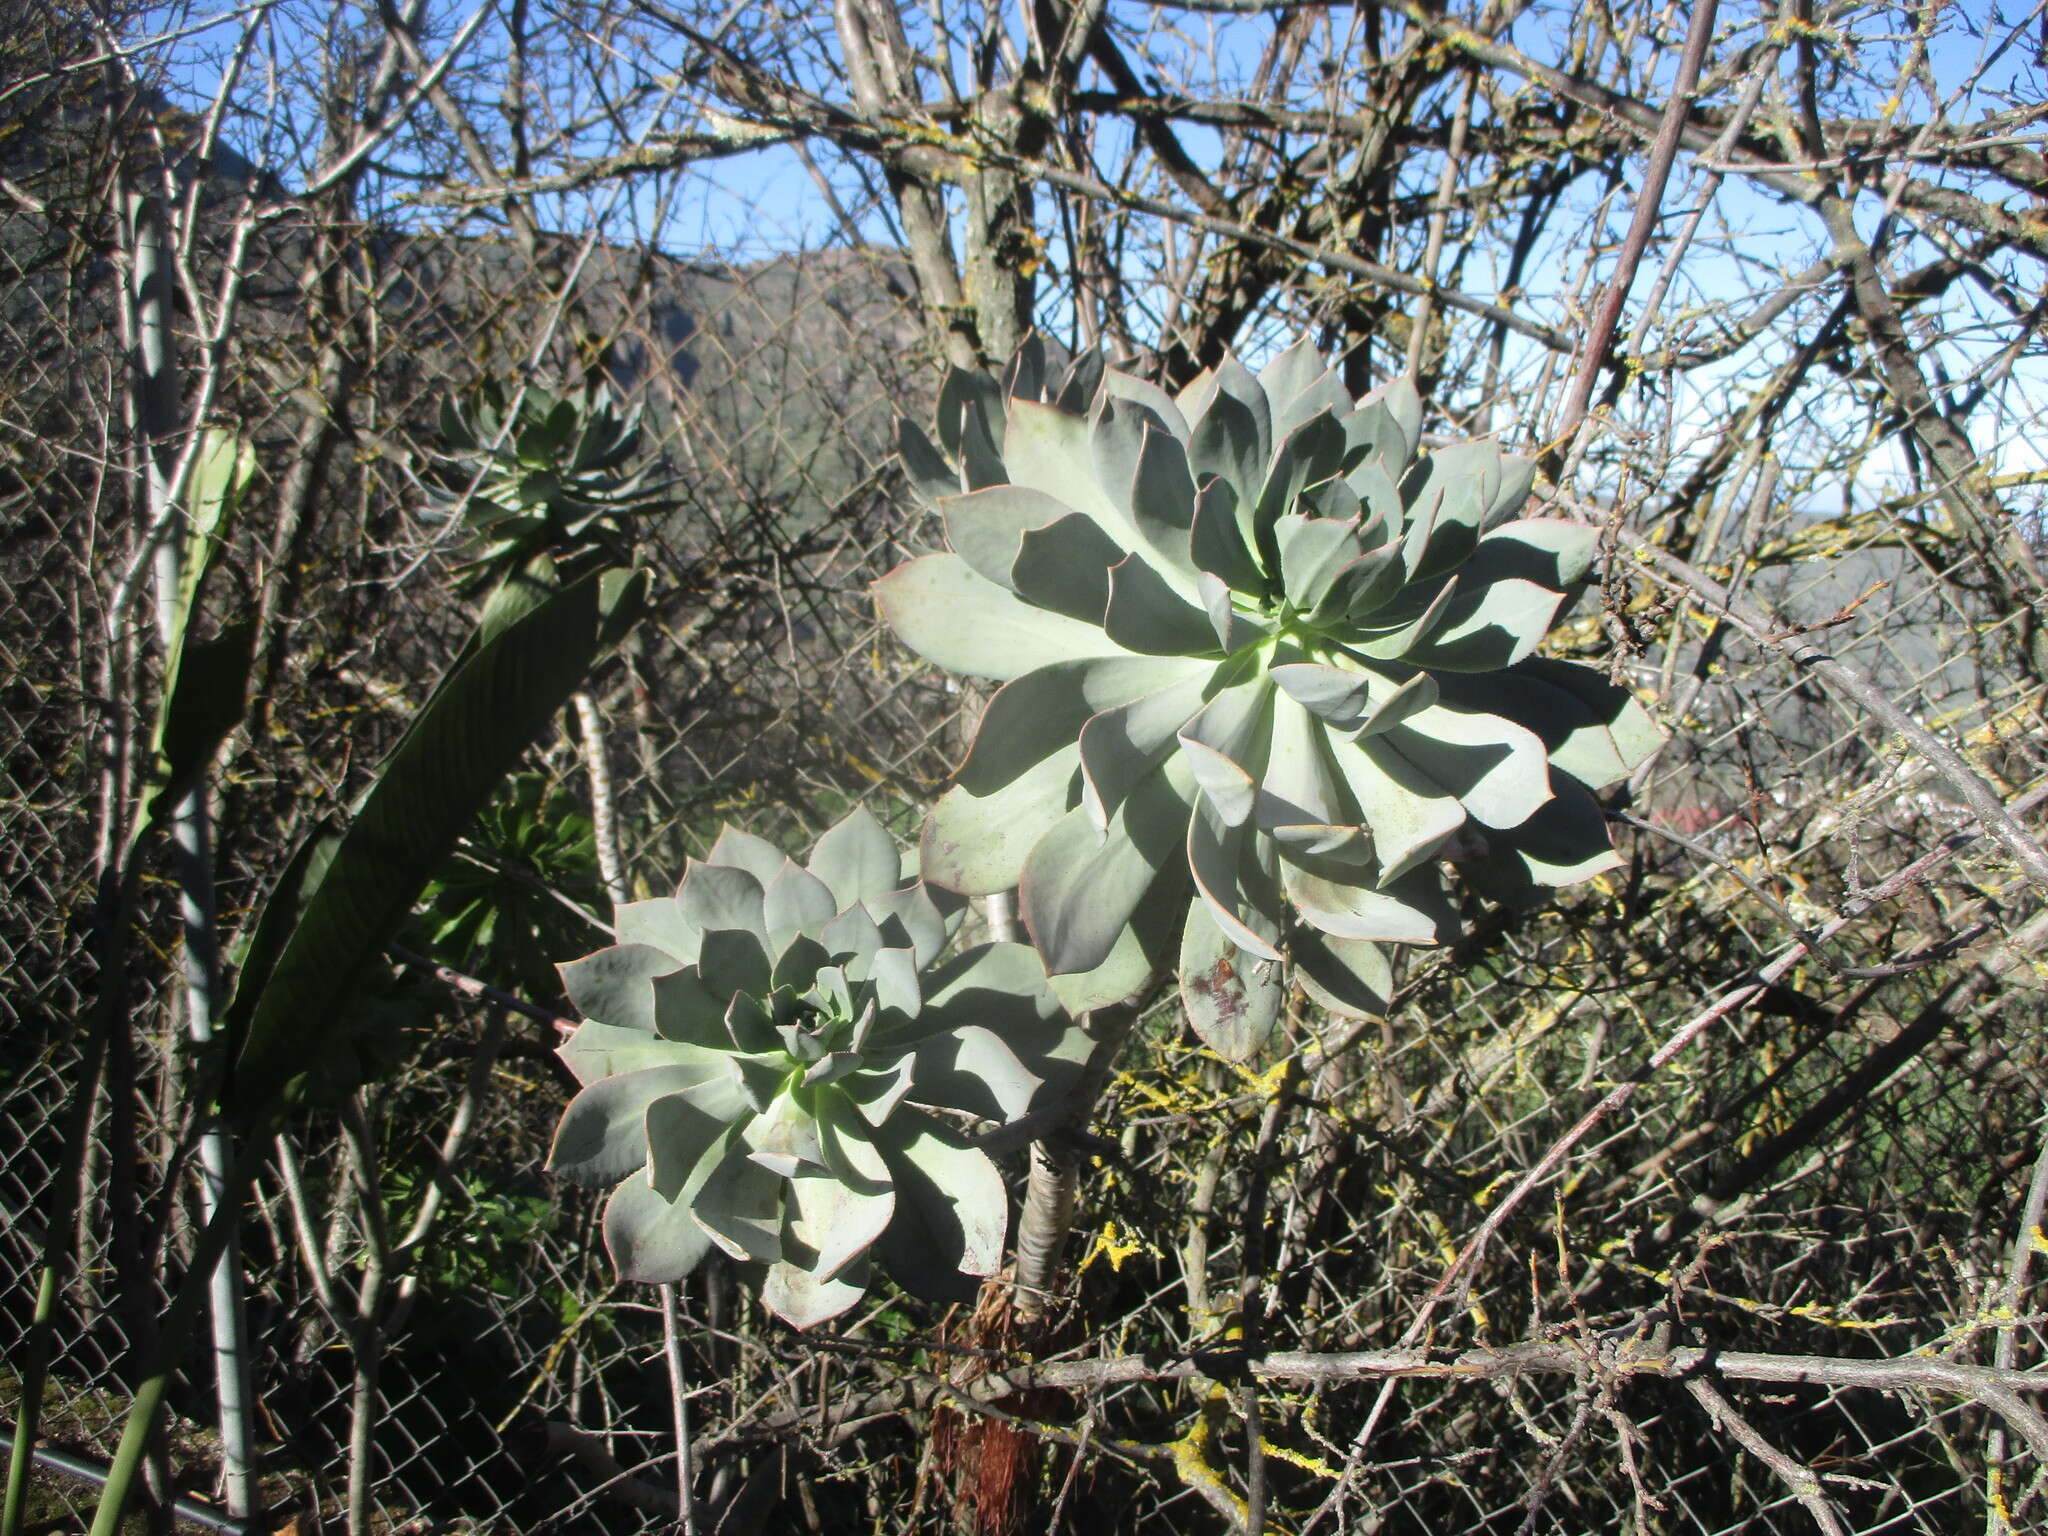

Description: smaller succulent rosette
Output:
[547,809,1086,1328]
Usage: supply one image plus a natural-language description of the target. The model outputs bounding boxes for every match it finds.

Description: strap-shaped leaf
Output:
[228,566,641,1120]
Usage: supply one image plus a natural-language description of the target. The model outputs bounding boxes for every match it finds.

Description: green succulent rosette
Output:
[547,809,1086,1328]
[432,379,676,588]
[878,336,1661,1058]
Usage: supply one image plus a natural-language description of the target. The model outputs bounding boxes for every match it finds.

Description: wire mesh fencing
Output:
[4,13,2048,1533]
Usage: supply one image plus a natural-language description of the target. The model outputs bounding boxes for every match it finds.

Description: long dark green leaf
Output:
[225,565,646,1119]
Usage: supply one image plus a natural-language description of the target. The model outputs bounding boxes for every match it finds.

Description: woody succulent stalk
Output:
[879,337,1660,1057]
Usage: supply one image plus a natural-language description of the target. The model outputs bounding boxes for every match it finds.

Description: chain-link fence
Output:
[6,4,2048,1532]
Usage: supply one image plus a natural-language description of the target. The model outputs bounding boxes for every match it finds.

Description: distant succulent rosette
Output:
[547,809,1087,1328]
[879,336,1661,1058]
[431,379,676,589]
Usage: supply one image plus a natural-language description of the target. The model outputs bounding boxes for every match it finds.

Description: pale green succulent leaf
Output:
[1013,511,1121,623]
[782,1167,895,1286]
[698,925,773,999]
[959,399,1006,490]
[865,945,922,1028]
[1345,455,1407,538]
[956,656,1205,795]
[815,1092,894,1191]
[1269,661,1374,730]
[747,1092,828,1178]
[1484,454,1538,530]
[937,366,1003,460]
[1256,692,1354,843]
[1080,668,1216,832]
[1006,398,1145,555]
[1179,676,1273,826]
[863,883,958,970]
[647,1082,748,1198]
[919,940,1059,1030]
[1356,670,1442,738]
[943,484,1075,590]
[843,1057,916,1127]
[1187,797,1286,961]
[610,901,700,962]
[677,861,766,941]
[550,1063,728,1184]
[1283,860,1449,944]
[803,808,904,911]
[1198,570,1268,652]
[811,901,884,962]
[729,1050,787,1112]
[896,417,958,505]
[876,1109,1007,1300]
[923,748,1079,896]
[1312,542,1408,627]
[804,1051,864,1086]
[1129,422,1203,579]
[1497,658,1665,789]
[651,967,732,1048]
[1088,400,1159,546]
[725,994,780,1055]
[1389,705,1552,829]
[1344,375,1422,479]
[911,1024,1043,1121]
[604,1170,717,1284]
[1330,736,1467,883]
[1056,348,1107,412]
[557,1020,712,1089]
[763,1254,873,1330]
[770,931,832,993]
[763,862,838,948]
[1186,374,1267,526]
[1293,930,1392,1021]
[706,825,790,888]
[1275,513,1371,616]
[1189,477,1265,595]
[1401,444,1499,582]
[1407,576,1565,672]
[560,943,675,1036]
[1460,518,1597,592]
[1103,554,1218,656]
[1259,337,1350,442]
[1103,368,1190,439]
[1256,413,1349,565]
[1022,757,1193,977]
[1004,332,1049,402]
[1467,777,1626,906]
[874,553,1121,680]
[1179,897,1286,1060]
[1048,877,1183,1012]
[1351,574,1461,660]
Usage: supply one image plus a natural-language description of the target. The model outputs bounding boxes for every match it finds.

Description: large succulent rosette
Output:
[547,809,1087,1327]
[878,337,1661,1057]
